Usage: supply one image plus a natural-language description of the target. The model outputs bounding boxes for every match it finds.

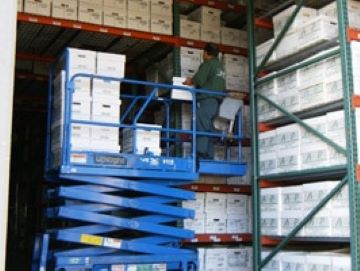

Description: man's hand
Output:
[183,77,193,86]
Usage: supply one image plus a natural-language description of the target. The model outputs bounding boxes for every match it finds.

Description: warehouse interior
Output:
[3,0,360,270]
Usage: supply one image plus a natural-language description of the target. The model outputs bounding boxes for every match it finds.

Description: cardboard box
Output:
[24,0,51,16]
[127,10,150,32]
[91,126,119,145]
[297,15,338,51]
[188,6,221,27]
[272,5,317,36]
[261,211,281,236]
[222,54,248,77]
[303,181,338,211]
[200,26,221,43]
[321,0,360,29]
[305,254,332,271]
[332,184,349,209]
[51,123,91,150]
[150,0,172,16]
[104,0,127,9]
[276,124,300,151]
[64,48,97,76]
[301,115,327,146]
[277,88,300,115]
[205,213,227,233]
[226,74,248,92]
[276,31,298,59]
[228,248,251,270]
[280,211,304,236]
[183,213,205,233]
[78,2,103,25]
[259,152,277,176]
[52,0,78,20]
[205,192,227,213]
[227,194,248,215]
[256,39,276,66]
[299,83,327,110]
[180,47,202,69]
[332,254,351,270]
[96,52,126,77]
[92,99,121,123]
[262,251,282,271]
[127,0,150,12]
[18,0,23,12]
[172,77,193,101]
[261,188,281,213]
[281,185,303,212]
[53,95,91,123]
[331,208,350,237]
[300,143,329,169]
[103,7,127,28]
[227,214,249,233]
[150,15,172,35]
[92,79,120,99]
[221,27,247,48]
[280,253,306,271]
[182,193,205,213]
[256,79,278,121]
[180,19,201,40]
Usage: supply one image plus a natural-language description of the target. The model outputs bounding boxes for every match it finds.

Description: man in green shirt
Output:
[184,43,226,160]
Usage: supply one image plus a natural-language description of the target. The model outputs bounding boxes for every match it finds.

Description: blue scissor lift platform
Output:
[32,48,247,271]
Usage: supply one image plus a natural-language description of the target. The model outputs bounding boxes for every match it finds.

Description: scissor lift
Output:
[32,48,247,271]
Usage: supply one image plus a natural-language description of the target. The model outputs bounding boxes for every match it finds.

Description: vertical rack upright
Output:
[247,0,360,270]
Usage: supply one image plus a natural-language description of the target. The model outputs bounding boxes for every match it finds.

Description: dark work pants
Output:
[196,98,219,159]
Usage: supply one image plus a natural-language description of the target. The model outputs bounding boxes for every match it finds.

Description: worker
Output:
[183,43,226,160]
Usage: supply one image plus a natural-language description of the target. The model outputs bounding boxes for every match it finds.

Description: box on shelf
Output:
[180,47,202,69]
[297,15,338,51]
[261,187,281,213]
[276,31,298,59]
[280,253,306,271]
[227,214,249,234]
[24,0,51,16]
[180,19,201,40]
[261,211,281,236]
[276,71,299,95]
[91,125,119,145]
[299,83,327,110]
[256,79,278,121]
[332,254,351,270]
[205,213,227,233]
[276,88,300,115]
[220,27,247,48]
[150,15,172,35]
[306,254,332,271]
[18,0,23,12]
[281,185,303,212]
[256,39,276,66]
[272,5,317,36]
[127,10,150,32]
[259,152,277,176]
[127,0,150,12]
[52,0,78,20]
[103,7,127,28]
[222,54,248,77]
[331,208,350,237]
[171,77,193,101]
[280,211,304,236]
[188,6,222,27]
[262,251,282,271]
[183,212,205,233]
[276,124,300,151]
[150,0,172,16]
[62,48,97,76]
[92,99,121,123]
[276,147,301,173]
[301,115,327,146]
[182,193,205,213]
[320,0,360,29]
[332,184,349,209]
[226,74,248,92]
[205,248,228,270]
[197,248,205,271]
[326,78,343,103]
[78,2,103,25]
[228,248,251,271]
[300,142,329,170]
[205,192,227,213]
[104,0,127,9]
[227,194,248,215]
[200,26,221,43]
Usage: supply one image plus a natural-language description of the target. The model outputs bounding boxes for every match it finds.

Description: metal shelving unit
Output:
[248,0,360,270]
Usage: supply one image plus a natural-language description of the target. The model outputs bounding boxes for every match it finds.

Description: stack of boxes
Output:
[127,0,150,32]
[78,0,103,25]
[260,182,350,237]
[222,54,248,92]
[103,0,127,28]
[259,110,346,175]
[51,48,125,167]
[183,192,251,234]
[52,0,78,21]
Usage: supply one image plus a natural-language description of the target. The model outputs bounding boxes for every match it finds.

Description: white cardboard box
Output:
[183,212,205,233]
[262,251,282,271]
[297,15,338,50]
[276,147,300,173]
[200,26,221,43]
[53,95,91,123]
[78,2,103,25]
[127,0,150,12]
[299,83,327,110]
[65,48,97,76]
[261,211,281,236]
[276,71,299,94]
[150,15,172,35]
[127,10,150,32]
[280,211,304,236]
[303,181,338,211]
[182,193,205,213]
[188,6,221,27]
[92,79,120,99]
[180,19,201,40]
[301,115,327,146]
[52,0,78,20]
[221,27,247,48]
[332,254,351,270]
[18,0,23,12]
[172,77,193,101]
[222,54,248,77]
[103,7,127,28]
[150,0,172,16]
[331,208,350,237]
[227,248,251,270]
[91,125,119,145]
[321,0,360,29]
[259,152,277,176]
[180,47,202,69]
[276,124,300,151]
[281,185,303,212]
[256,39,276,66]
[280,253,306,271]
[198,248,205,271]
[104,0,127,9]
[96,52,126,77]
[227,194,248,215]
[205,192,227,213]
[300,143,329,169]
[92,99,121,123]
[277,88,300,115]
[226,74,248,92]
[272,5,317,36]
[227,214,249,233]
[276,31,298,59]
[24,0,51,16]
[205,213,227,233]
[306,254,332,271]
[332,184,349,209]
[261,188,281,213]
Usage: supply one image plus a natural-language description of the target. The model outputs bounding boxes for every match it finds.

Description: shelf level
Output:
[181,183,251,194]
[262,236,350,246]
[185,233,252,243]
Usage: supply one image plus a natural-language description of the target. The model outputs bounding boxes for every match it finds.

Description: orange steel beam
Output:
[259,122,275,132]
[255,18,273,30]
[348,27,360,42]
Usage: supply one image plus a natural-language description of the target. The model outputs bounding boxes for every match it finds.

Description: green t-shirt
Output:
[192,57,226,100]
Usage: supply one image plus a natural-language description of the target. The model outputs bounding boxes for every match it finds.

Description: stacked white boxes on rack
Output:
[260,181,350,238]
[150,0,173,35]
[222,54,249,92]
[52,0,78,21]
[127,0,150,32]
[256,78,278,122]
[103,0,127,28]
[188,6,221,43]
[78,0,103,25]
[183,192,251,234]
[24,0,51,16]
